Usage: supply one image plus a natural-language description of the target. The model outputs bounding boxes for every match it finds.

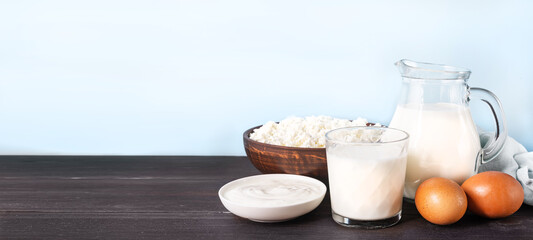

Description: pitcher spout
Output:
[395,59,471,81]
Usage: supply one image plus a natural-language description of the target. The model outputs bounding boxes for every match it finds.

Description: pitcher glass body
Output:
[389,59,507,199]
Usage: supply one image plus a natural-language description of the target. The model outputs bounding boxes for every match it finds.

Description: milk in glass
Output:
[325,127,408,226]
[327,150,407,220]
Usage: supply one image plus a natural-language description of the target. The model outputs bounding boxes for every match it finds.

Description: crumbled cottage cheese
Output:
[249,116,378,148]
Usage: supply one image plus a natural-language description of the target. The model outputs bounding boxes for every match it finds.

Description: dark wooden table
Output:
[0,156,532,239]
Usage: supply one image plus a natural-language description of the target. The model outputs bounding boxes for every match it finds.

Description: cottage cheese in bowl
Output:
[249,116,376,148]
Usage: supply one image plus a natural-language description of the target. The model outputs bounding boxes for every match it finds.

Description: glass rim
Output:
[325,126,409,145]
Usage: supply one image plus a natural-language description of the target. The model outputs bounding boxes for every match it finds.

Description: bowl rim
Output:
[218,173,327,209]
[243,123,376,151]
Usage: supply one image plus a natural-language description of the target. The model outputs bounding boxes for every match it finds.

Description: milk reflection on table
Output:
[325,127,408,228]
[389,103,480,199]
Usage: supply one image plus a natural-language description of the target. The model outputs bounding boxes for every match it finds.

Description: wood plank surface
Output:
[0,156,531,239]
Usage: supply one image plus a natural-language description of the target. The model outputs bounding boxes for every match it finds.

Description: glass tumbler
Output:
[326,126,409,229]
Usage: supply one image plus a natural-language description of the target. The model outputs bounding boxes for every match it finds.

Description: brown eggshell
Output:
[415,177,468,225]
[461,171,524,219]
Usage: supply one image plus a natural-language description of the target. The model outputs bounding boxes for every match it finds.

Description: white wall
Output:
[0,0,531,155]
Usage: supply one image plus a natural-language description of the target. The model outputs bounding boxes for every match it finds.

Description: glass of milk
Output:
[325,126,409,229]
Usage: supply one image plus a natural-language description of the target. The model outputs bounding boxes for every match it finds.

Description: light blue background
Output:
[0,0,532,155]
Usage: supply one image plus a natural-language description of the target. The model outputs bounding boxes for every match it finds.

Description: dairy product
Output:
[389,103,480,199]
[327,148,407,220]
[326,127,408,221]
[222,175,324,207]
[250,116,373,148]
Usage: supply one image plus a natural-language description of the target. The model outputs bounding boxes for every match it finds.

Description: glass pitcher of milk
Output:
[389,59,507,200]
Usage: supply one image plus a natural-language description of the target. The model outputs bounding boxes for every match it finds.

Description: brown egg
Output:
[461,171,524,219]
[415,177,468,225]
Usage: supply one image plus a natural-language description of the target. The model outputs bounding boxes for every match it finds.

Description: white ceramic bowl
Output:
[218,174,327,222]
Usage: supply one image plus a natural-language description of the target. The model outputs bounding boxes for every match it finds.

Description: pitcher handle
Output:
[469,87,508,163]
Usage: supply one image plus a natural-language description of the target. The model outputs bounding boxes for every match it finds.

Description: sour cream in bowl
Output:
[218,174,327,222]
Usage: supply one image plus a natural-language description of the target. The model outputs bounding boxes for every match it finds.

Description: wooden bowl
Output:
[243,123,376,182]
[243,125,330,181]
